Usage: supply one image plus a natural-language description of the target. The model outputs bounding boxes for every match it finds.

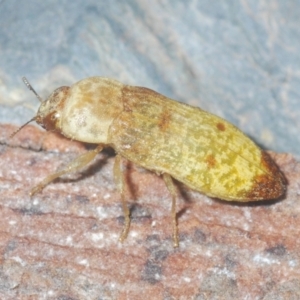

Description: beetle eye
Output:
[51,112,60,121]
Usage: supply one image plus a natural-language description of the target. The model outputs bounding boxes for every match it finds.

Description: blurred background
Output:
[0,0,299,157]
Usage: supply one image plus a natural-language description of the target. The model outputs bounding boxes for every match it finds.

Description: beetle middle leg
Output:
[113,154,131,243]
[163,173,179,247]
[30,144,104,196]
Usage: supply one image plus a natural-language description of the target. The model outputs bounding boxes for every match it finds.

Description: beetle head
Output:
[10,77,69,138]
[35,86,69,131]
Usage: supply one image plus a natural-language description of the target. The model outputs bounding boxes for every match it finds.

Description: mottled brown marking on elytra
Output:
[158,109,171,131]
[205,154,216,168]
[261,152,284,179]
[121,87,133,113]
[217,122,226,131]
[246,151,286,200]
[133,86,161,97]
[122,99,133,113]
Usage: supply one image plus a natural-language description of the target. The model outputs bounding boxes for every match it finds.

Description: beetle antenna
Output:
[22,76,43,102]
[9,116,37,139]
[9,77,42,138]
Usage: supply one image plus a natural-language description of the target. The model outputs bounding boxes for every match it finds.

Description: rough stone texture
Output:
[0,123,299,299]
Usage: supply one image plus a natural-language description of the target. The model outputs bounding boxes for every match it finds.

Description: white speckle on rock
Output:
[66,236,73,245]
[78,258,89,266]
[96,206,108,218]
[103,193,111,199]
[91,232,104,242]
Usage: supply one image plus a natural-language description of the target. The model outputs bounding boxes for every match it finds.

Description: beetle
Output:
[11,76,286,247]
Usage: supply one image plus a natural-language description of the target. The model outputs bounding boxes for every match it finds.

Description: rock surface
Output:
[0,123,299,299]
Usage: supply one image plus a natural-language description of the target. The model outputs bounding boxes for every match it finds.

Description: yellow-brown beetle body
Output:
[14,76,286,246]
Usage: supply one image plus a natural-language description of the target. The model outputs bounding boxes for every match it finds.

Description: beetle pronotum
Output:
[11,76,286,247]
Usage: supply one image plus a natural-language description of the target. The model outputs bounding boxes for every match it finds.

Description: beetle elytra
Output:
[11,76,286,247]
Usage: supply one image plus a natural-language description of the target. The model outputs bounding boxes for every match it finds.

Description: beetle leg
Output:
[30,144,104,196]
[163,173,179,247]
[113,154,131,243]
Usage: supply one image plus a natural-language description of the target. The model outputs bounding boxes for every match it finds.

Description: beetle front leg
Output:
[163,173,179,247]
[30,144,104,196]
[113,154,131,243]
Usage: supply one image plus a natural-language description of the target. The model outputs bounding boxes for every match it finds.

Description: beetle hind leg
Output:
[113,154,131,243]
[163,173,179,247]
